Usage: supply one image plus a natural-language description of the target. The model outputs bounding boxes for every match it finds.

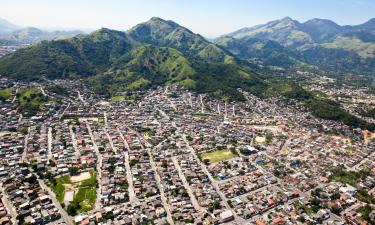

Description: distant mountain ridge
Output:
[0,18,19,33]
[216,17,375,77]
[0,17,85,45]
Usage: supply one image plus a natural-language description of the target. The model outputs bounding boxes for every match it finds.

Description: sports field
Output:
[200,149,237,164]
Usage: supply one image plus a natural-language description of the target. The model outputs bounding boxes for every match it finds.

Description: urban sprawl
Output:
[0,78,374,225]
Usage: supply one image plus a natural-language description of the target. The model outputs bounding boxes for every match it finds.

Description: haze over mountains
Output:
[0,17,84,45]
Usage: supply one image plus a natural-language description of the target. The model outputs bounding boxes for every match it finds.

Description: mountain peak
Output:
[274,16,300,28]
[149,17,166,22]
[146,17,179,28]
[280,16,293,21]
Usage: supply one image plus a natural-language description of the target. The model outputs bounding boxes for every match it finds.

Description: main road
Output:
[38,179,73,225]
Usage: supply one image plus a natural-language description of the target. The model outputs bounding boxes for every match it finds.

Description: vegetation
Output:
[68,166,79,175]
[358,205,375,225]
[260,80,375,131]
[1,18,374,130]
[49,175,71,203]
[359,107,375,119]
[111,95,125,101]
[216,17,375,77]
[264,81,311,100]
[0,18,265,101]
[45,85,69,96]
[68,171,97,214]
[17,87,47,115]
[331,167,375,204]
[306,98,375,131]
[0,88,12,101]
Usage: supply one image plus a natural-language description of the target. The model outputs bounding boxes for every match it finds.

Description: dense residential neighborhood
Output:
[0,78,374,225]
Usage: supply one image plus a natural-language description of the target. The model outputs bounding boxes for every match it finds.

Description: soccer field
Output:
[200,149,237,164]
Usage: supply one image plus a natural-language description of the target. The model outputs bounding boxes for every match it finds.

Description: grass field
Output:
[18,87,46,114]
[51,175,71,203]
[200,149,237,164]
[111,95,125,101]
[72,171,97,212]
[0,88,12,100]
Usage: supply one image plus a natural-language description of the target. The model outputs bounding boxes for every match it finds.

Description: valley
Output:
[0,7,374,225]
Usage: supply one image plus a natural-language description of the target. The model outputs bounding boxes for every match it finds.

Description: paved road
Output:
[69,125,80,158]
[0,185,18,224]
[104,128,117,153]
[11,88,18,104]
[59,102,70,120]
[104,112,108,126]
[77,91,84,103]
[117,127,137,203]
[21,127,31,163]
[172,156,203,212]
[350,149,375,171]
[158,107,242,222]
[40,86,47,96]
[38,179,73,225]
[181,133,242,223]
[147,147,175,225]
[134,128,175,225]
[86,124,103,211]
[47,127,53,160]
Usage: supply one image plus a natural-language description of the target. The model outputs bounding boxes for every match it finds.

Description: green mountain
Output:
[350,18,375,33]
[127,17,235,63]
[0,17,373,131]
[215,36,307,68]
[0,28,133,80]
[301,18,343,42]
[224,17,316,50]
[218,17,375,77]
[0,18,263,100]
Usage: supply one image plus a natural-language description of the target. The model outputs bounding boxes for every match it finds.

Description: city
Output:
[0,78,374,225]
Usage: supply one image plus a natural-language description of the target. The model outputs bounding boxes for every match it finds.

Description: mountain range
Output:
[1,16,374,78]
[215,17,375,77]
[0,17,264,100]
[0,16,374,130]
[0,16,374,97]
[0,17,84,45]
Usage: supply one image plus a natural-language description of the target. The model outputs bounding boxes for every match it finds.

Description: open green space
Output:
[111,95,125,101]
[0,88,12,101]
[49,175,71,203]
[18,87,47,115]
[49,171,97,215]
[70,171,97,213]
[199,149,237,164]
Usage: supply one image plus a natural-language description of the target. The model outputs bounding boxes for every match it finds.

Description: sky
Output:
[0,0,374,37]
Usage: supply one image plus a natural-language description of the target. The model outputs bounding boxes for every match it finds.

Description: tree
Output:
[68,166,79,175]
[67,203,78,216]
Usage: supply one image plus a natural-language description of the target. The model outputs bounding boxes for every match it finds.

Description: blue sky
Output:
[0,0,374,37]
